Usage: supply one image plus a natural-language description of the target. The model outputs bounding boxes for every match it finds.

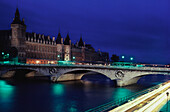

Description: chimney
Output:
[69,40,71,45]
[34,33,36,38]
[61,38,63,44]
[52,37,55,41]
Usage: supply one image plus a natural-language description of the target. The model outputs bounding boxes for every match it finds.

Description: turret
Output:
[64,33,71,61]
[56,33,62,44]
[64,33,71,45]
[11,8,26,62]
[78,35,85,47]
[56,32,63,61]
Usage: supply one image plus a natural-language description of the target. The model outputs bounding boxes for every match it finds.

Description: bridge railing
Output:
[85,83,163,112]
[0,62,170,71]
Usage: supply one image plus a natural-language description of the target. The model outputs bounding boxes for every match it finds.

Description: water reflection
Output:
[53,84,65,96]
[0,74,169,112]
[68,101,77,112]
[0,80,15,112]
[112,88,132,100]
[0,80,15,100]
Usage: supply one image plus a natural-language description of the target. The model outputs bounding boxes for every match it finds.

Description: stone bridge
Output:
[0,64,170,86]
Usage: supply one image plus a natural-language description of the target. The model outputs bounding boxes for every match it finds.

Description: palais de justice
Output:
[0,8,109,64]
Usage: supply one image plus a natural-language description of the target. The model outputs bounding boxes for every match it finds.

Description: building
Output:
[0,8,109,64]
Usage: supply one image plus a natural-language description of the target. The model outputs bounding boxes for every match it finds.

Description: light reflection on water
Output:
[0,80,15,112]
[53,84,65,96]
[0,74,169,112]
[0,80,15,100]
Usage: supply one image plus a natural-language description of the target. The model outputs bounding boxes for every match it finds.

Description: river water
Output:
[0,74,170,112]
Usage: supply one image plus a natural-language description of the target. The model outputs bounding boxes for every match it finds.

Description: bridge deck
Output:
[0,63,170,72]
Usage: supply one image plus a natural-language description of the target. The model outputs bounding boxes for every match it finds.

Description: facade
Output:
[0,8,109,64]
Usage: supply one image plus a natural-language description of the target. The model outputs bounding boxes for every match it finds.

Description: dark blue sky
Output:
[0,0,170,64]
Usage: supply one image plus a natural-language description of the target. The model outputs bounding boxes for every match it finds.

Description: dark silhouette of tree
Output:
[111,54,119,62]
[0,47,18,61]
[9,47,18,58]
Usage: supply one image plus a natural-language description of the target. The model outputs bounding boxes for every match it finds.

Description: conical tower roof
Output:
[56,33,62,44]
[64,33,70,45]
[12,8,22,24]
[78,36,84,47]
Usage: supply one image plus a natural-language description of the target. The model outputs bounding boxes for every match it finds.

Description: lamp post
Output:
[130,57,134,66]
[121,56,125,66]
[166,92,169,112]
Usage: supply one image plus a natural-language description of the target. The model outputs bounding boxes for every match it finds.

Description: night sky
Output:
[0,0,169,64]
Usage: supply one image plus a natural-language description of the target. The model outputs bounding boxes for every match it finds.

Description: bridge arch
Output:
[117,71,168,86]
[1,68,44,78]
[52,68,112,82]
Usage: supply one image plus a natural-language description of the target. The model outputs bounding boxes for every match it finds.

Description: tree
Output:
[111,54,119,62]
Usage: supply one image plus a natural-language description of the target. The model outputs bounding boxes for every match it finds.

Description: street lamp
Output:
[73,56,75,60]
[6,54,9,58]
[122,56,125,59]
[1,52,9,60]
[130,57,133,61]
[166,92,169,112]
[121,56,125,65]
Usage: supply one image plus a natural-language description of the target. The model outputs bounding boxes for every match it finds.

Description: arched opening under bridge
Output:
[57,70,116,86]
[137,74,170,86]
[1,69,46,80]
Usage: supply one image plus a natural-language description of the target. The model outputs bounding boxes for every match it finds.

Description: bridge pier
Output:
[116,77,141,87]
[1,71,16,78]
[51,73,85,82]
[57,73,84,81]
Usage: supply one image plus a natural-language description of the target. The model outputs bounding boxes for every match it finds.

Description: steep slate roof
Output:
[64,33,70,45]
[78,36,84,47]
[11,8,25,25]
[56,33,62,44]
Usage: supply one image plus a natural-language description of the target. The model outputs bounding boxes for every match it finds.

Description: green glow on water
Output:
[112,88,132,100]
[68,102,77,112]
[53,84,64,96]
[3,61,10,64]
[0,80,15,100]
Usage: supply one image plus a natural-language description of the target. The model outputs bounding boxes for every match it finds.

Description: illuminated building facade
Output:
[0,8,109,64]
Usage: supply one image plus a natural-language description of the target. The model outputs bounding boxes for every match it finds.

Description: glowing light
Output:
[51,61,54,64]
[3,61,10,64]
[2,52,4,55]
[130,57,133,61]
[73,56,75,59]
[122,56,125,59]
[57,55,60,58]
[36,60,40,64]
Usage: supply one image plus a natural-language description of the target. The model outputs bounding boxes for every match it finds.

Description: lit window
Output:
[36,60,40,64]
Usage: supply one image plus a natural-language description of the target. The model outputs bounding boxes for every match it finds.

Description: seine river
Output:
[0,74,170,112]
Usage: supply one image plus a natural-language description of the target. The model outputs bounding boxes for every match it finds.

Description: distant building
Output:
[0,8,109,64]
